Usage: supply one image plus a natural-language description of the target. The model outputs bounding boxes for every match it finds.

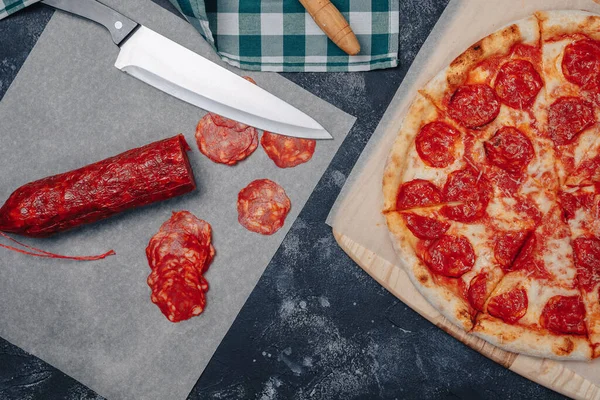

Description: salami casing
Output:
[0,135,196,237]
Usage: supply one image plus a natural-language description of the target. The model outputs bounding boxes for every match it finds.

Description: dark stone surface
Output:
[0,1,569,399]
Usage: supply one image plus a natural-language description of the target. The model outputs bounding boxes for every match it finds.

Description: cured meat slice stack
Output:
[146,211,215,322]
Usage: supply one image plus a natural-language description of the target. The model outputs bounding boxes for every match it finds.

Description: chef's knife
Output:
[40,0,332,140]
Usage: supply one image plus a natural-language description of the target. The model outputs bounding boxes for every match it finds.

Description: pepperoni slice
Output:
[558,191,580,220]
[448,84,501,128]
[494,60,543,109]
[402,213,450,240]
[487,288,528,324]
[237,179,291,235]
[441,168,492,222]
[557,190,598,221]
[573,237,600,293]
[210,76,258,132]
[540,295,586,335]
[511,235,550,279]
[423,235,475,277]
[494,230,529,270]
[396,179,443,210]
[195,114,259,165]
[484,127,534,173]
[415,121,461,168]
[468,272,488,312]
[548,97,595,146]
[562,39,600,90]
[261,131,316,168]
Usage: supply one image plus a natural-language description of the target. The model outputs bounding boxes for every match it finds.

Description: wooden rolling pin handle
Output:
[299,0,361,56]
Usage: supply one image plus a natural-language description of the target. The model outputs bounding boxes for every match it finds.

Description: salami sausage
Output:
[195,114,259,165]
[146,211,215,323]
[0,135,195,238]
[237,179,291,235]
[261,131,316,168]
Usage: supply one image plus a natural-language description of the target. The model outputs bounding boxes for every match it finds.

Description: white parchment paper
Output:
[0,1,356,399]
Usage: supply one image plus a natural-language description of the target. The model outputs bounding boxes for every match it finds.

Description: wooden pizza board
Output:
[329,1,600,398]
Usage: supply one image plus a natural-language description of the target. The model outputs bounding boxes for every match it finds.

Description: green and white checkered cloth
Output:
[1,0,399,72]
[169,0,399,72]
[0,0,38,19]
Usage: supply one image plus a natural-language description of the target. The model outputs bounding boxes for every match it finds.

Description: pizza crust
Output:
[473,314,593,360]
[420,16,540,109]
[382,94,438,212]
[384,212,474,331]
[582,289,600,357]
[537,10,600,42]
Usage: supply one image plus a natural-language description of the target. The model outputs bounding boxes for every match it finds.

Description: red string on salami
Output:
[0,232,115,261]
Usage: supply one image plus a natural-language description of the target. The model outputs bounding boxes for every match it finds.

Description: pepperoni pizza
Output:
[383,11,600,360]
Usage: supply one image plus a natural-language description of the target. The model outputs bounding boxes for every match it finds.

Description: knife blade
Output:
[40,0,332,140]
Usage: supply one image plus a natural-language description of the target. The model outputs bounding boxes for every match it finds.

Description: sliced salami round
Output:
[261,131,316,168]
[467,272,488,312]
[548,97,595,146]
[396,179,443,210]
[237,179,291,235]
[195,114,259,165]
[562,39,600,90]
[540,295,586,335]
[441,168,492,222]
[487,288,528,324]
[402,213,449,240]
[494,59,543,109]
[415,121,461,168]
[423,234,475,277]
[484,126,534,173]
[448,84,500,128]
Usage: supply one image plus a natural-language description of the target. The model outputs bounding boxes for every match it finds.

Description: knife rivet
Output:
[115,21,123,30]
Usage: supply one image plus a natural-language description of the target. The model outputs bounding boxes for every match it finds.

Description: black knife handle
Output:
[41,0,139,45]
